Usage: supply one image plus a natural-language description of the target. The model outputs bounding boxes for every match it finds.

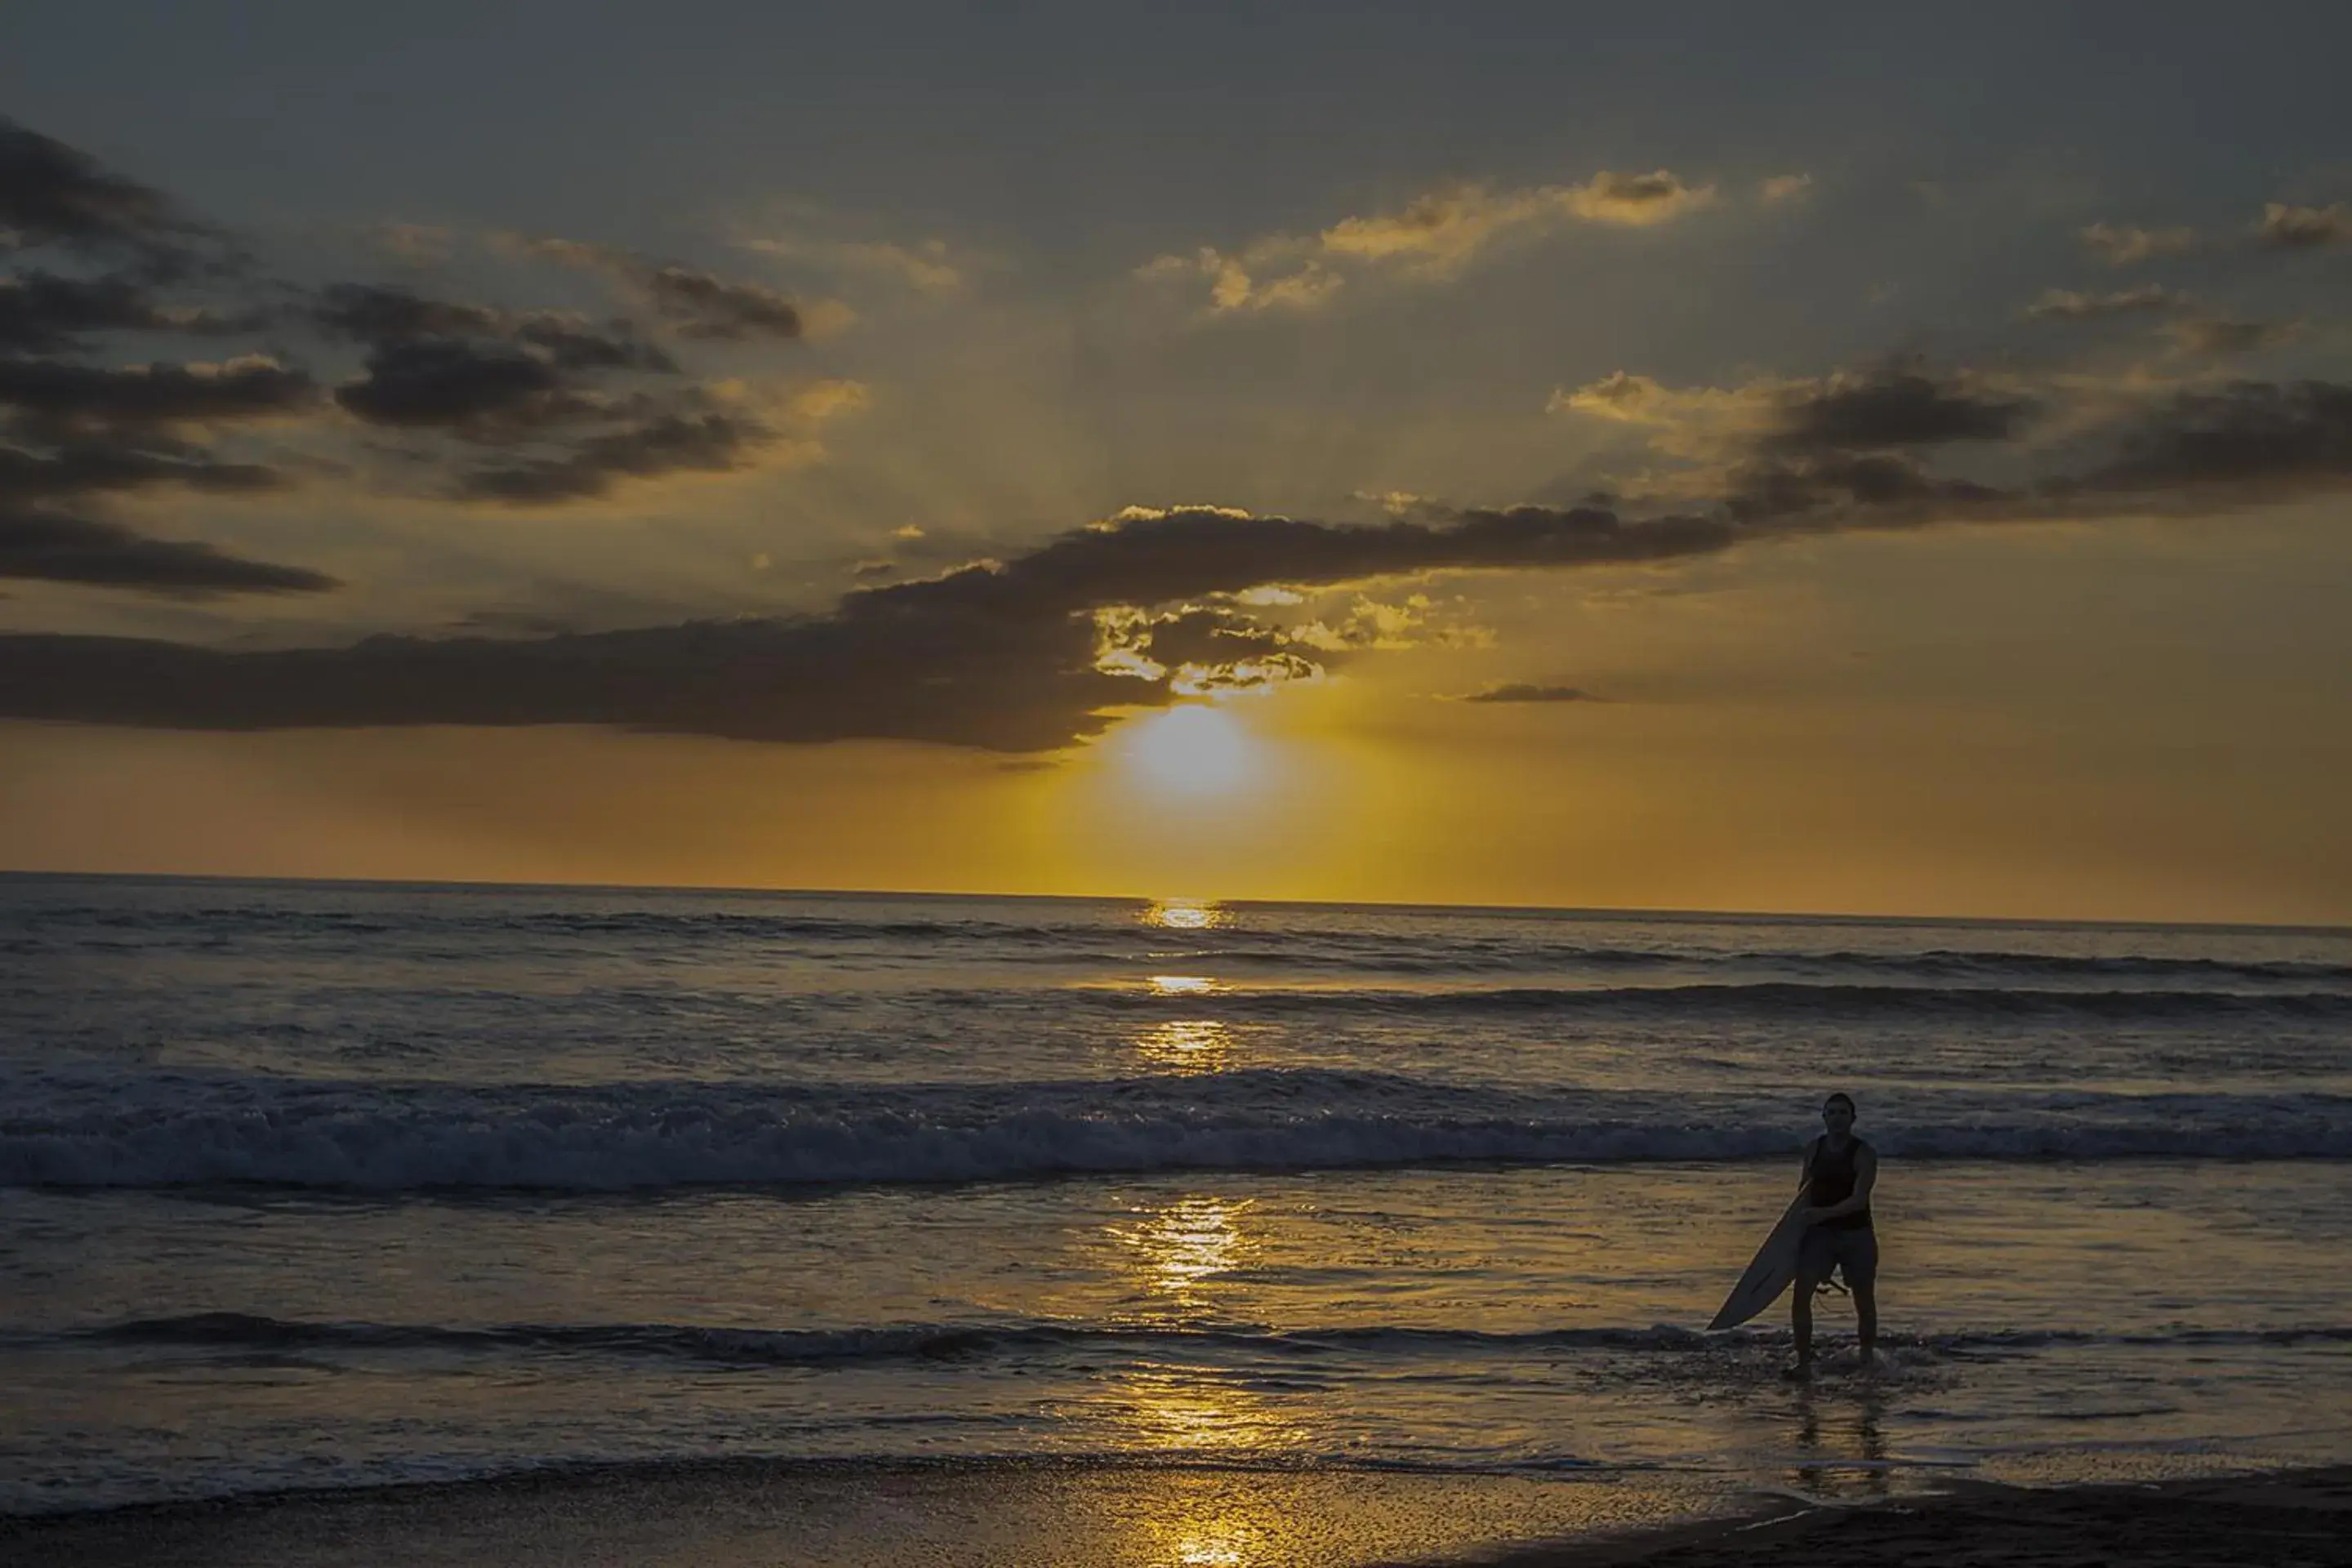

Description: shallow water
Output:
[4,875,2350,1536]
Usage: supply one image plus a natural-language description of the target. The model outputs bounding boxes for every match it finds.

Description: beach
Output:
[5,875,2350,1565]
[7,1460,2350,1566]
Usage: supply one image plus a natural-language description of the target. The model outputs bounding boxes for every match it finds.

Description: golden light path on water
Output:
[1102,1193,1301,1566]
[1120,899,1321,1563]
[1135,1018,1237,1073]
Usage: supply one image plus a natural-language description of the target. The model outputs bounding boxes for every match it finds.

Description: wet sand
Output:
[5,1462,2348,1567]
[1487,1465,2352,1568]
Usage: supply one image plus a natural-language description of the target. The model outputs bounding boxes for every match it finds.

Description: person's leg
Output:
[1790,1264,1817,1371]
[1791,1229,1829,1372]
[1846,1232,1879,1364]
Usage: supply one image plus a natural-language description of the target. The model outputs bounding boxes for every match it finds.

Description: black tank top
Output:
[1806,1136,1873,1231]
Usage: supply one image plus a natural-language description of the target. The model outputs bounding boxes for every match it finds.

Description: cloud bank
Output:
[0,118,836,593]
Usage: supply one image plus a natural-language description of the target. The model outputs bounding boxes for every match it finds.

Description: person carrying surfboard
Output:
[1791,1090,1878,1375]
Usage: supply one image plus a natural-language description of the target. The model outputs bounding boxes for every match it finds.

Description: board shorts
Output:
[1797,1224,1878,1288]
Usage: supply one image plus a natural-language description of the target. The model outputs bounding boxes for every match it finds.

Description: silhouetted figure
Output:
[1790,1091,1877,1374]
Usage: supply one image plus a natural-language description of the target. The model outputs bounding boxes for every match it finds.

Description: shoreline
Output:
[1486,1463,2352,1568]
[7,1459,2350,1568]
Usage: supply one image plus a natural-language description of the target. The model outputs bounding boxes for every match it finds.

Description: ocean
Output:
[6,874,2351,1562]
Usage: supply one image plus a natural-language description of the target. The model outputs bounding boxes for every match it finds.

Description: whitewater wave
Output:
[5,1073,2348,1190]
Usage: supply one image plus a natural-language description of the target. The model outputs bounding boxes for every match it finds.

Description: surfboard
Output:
[1708,1193,1808,1330]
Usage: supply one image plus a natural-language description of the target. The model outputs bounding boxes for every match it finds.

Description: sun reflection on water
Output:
[1111,1195,1255,1307]
[1147,973,1220,996]
[1136,1018,1237,1074]
[1143,898,1231,930]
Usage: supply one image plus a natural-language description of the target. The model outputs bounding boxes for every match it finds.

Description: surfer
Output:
[1790,1090,1877,1376]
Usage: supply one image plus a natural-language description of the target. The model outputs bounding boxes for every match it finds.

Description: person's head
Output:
[1821,1092,1856,1135]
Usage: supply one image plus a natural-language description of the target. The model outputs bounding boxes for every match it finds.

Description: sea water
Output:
[4,875,2350,1544]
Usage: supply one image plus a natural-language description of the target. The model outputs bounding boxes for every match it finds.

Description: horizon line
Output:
[3,866,2345,938]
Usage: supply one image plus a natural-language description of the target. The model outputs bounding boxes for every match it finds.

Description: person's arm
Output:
[1810,1145,1877,1223]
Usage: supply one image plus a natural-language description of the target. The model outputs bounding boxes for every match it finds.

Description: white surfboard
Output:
[1708,1193,1808,1330]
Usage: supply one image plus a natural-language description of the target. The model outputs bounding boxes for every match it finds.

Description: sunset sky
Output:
[4,3,2350,920]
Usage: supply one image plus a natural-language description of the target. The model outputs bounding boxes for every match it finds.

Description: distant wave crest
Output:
[5,1073,2348,1191]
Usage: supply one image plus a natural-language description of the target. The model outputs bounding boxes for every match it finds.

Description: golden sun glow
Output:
[1143,898,1230,929]
[1147,973,1219,996]
[1110,1195,1254,1307]
[1113,704,1260,799]
[1135,1018,1237,1072]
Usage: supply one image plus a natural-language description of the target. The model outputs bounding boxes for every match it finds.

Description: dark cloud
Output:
[458,408,770,502]
[0,612,1120,750]
[0,270,257,353]
[1458,683,1597,703]
[506,238,804,341]
[310,283,674,373]
[862,505,1737,625]
[2077,380,2352,498]
[1132,606,1291,669]
[0,117,205,265]
[2256,202,2350,250]
[1725,451,2007,523]
[319,284,682,437]
[310,282,505,343]
[334,339,576,430]
[0,355,316,431]
[0,443,279,504]
[641,265,802,341]
[0,506,333,594]
[1763,372,2034,453]
[0,503,1736,746]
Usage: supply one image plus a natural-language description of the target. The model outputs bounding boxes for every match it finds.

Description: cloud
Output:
[1558,349,2352,529]
[2022,283,2185,321]
[305,281,831,501]
[11,372,2352,742]
[0,443,279,504]
[0,502,1740,746]
[1759,174,1813,203]
[457,407,775,502]
[639,265,802,340]
[0,270,259,353]
[2078,223,2197,266]
[0,354,316,432]
[1144,167,1715,313]
[1555,170,1717,227]
[0,122,846,590]
[0,506,333,593]
[737,234,963,295]
[314,283,677,429]
[2074,379,2352,499]
[502,236,803,339]
[1319,173,1710,269]
[1457,683,1597,703]
[1762,371,2034,453]
[0,116,214,271]
[2167,315,2297,356]
[1553,367,2034,466]
[333,338,584,431]
[1548,370,1785,460]
[2256,202,2351,250]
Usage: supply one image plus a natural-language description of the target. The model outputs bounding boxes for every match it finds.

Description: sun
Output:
[1115,704,1260,799]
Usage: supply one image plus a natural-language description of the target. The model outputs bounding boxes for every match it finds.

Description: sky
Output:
[3,2,2350,921]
